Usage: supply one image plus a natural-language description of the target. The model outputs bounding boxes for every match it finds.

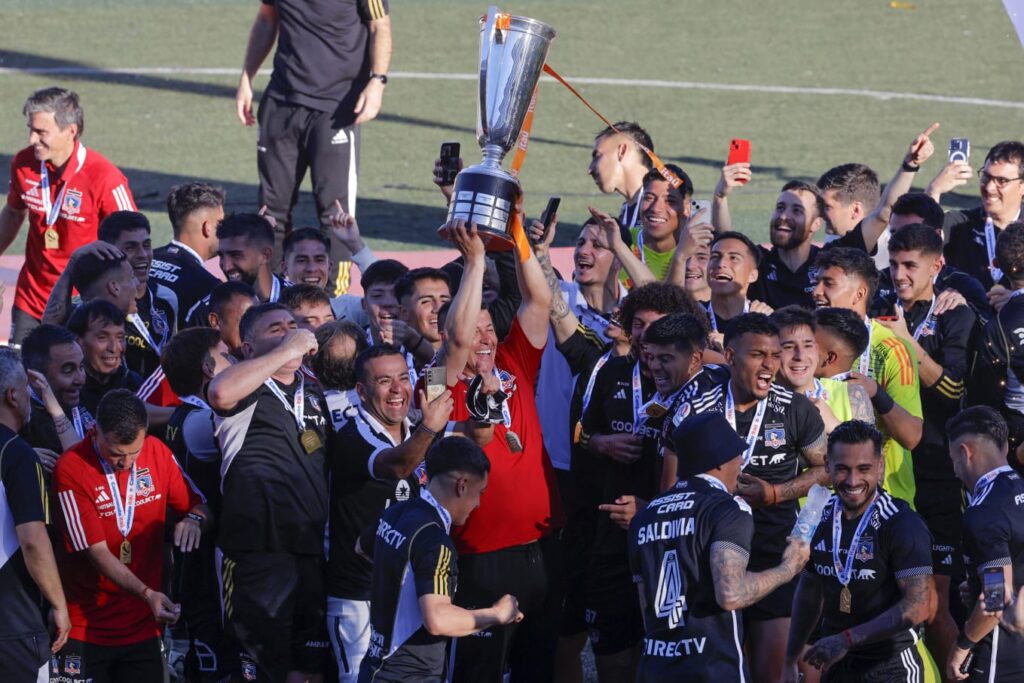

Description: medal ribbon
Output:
[94,442,138,540]
[724,383,767,469]
[858,320,873,377]
[263,375,305,430]
[71,406,84,439]
[831,493,879,588]
[270,275,281,303]
[804,378,828,401]
[985,217,1005,284]
[127,290,167,354]
[180,394,211,410]
[580,350,613,417]
[707,299,750,333]
[38,152,81,227]
[895,296,937,341]
[969,465,1014,507]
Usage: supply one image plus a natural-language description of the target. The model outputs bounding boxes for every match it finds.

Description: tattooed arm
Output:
[848,383,875,424]
[803,574,935,671]
[531,232,580,346]
[710,538,809,611]
[775,430,829,503]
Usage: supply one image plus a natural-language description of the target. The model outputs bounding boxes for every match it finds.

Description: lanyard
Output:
[969,466,1014,507]
[634,229,647,265]
[263,375,305,430]
[696,473,729,493]
[492,369,512,428]
[858,320,873,376]
[725,383,768,469]
[580,350,613,417]
[38,156,79,226]
[985,217,1005,284]
[896,297,937,341]
[620,196,642,230]
[420,487,453,533]
[404,351,419,386]
[832,493,879,588]
[94,441,138,539]
[180,394,211,410]
[127,290,166,354]
[706,299,749,333]
[805,378,828,400]
[71,406,84,439]
[270,275,281,303]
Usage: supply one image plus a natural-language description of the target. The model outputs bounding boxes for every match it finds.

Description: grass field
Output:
[2,0,1024,254]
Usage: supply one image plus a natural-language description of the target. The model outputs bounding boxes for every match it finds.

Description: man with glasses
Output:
[928,140,1024,293]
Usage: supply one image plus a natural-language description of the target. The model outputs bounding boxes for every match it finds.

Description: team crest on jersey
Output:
[497,369,517,396]
[240,655,257,681]
[855,538,874,562]
[307,394,320,412]
[65,656,81,675]
[136,468,155,497]
[673,401,691,425]
[151,307,169,338]
[765,426,786,449]
[63,189,83,216]
[395,479,411,501]
[919,316,938,338]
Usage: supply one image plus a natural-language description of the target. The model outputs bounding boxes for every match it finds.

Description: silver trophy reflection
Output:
[441,6,556,249]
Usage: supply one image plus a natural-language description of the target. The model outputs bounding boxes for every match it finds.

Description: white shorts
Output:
[327,596,371,683]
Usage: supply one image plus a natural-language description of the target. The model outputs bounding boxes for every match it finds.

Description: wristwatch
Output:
[370,73,388,85]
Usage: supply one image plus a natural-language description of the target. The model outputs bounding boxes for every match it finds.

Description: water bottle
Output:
[792,484,831,543]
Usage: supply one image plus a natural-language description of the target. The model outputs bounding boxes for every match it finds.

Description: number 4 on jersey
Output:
[654,550,687,628]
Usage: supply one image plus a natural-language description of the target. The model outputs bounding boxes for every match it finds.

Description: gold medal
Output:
[644,401,668,419]
[506,430,523,453]
[300,429,322,454]
[119,539,132,565]
[44,227,60,250]
[839,585,852,614]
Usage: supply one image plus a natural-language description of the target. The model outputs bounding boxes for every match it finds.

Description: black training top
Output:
[151,242,221,331]
[943,206,1013,292]
[750,244,821,310]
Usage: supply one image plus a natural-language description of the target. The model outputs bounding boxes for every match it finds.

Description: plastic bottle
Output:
[792,484,832,543]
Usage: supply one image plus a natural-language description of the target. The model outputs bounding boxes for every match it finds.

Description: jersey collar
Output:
[357,406,411,447]
[420,487,452,533]
[45,140,87,176]
[170,239,206,267]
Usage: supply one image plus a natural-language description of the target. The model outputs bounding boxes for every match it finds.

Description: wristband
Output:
[768,483,778,506]
[187,512,204,524]
[842,629,855,649]
[870,387,895,415]
[418,423,440,439]
[956,632,977,650]
[509,215,532,264]
[901,160,920,173]
[142,586,153,600]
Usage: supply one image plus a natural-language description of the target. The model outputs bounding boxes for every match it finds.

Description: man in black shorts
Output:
[784,420,935,683]
[206,302,331,681]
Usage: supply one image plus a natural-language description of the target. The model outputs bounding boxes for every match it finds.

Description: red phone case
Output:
[727,139,751,171]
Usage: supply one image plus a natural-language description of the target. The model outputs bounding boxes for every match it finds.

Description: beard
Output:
[770,217,809,249]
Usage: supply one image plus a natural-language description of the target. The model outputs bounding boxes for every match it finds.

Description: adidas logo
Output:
[331,129,349,145]
[613,389,627,400]
[95,490,111,504]
[814,540,827,552]
[942,554,953,566]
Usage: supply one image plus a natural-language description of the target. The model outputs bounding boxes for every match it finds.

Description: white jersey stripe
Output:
[989,624,999,683]
[58,490,88,551]
[731,610,745,683]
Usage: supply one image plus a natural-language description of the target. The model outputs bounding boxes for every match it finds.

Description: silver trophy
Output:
[442,6,556,249]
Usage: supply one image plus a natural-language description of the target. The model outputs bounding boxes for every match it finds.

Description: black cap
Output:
[672,412,748,479]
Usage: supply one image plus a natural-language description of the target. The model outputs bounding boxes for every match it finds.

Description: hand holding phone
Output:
[439,142,461,185]
[425,366,448,403]
[948,138,970,164]
[984,566,1006,613]
[532,197,560,245]
[727,139,752,179]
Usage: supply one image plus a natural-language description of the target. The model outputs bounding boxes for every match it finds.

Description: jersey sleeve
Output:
[158,439,206,515]
[879,337,923,418]
[709,496,755,556]
[931,306,975,404]
[96,173,136,219]
[205,382,261,417]
[410,525,457,597]
[6,159,26,211]
[887,509,934,579]
[789,392,826,450]
[497,318,545,383]
[1,439,47,526]
[357,0,389,21]
[54,456,107,552]
[556,324,608,377]
[963,505,1013,577]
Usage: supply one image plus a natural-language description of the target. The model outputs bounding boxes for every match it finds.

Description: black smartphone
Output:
[533,196,560,244]
[960,650,975,676]
[983,566,1005,612]
[439,142,461,184]
[949,138,970,164]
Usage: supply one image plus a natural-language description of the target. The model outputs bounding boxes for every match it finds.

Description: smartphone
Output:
[875,315,898,322]
[727,138,752,177]
[960,650,975,676]
[983,566,1005,612]
[424,366,447,403]
[439,142,461,184]
[534,196,560,244]
[691,199,711,217]
[949,138,970,164]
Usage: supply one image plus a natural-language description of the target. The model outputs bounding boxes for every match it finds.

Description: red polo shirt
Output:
[444,319,564,554]
[53,432,203,645]
[6,141,135,319]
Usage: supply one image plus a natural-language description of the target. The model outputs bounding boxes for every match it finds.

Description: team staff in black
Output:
[628,412,809,683]
[673,313,828,683]
[358,437,523,683]
[326,344,453,682]
[784,420,935,683]
[946,407,1024,682]
[206,302,331,682]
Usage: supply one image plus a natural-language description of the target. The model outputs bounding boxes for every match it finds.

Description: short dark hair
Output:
[619,282,709,339]
[354,343,405,386]
[642,163,695,199]
[216,213,274,247]
[816,163,880,208]
[311,320,369,391]
[813,307,870,357]
[781,179,827,220]
[361,259,409,291]
[996,222,1024,283]
[891,192,944,231]
[985,140,1024,170]
[67,300,126,337]
[827,419,883,458]
[946,406,1009,452]
[394,267,451,304]
[23,87,83,137]
[238,302,291,344]
[282,228,330,258]
[712,230,761,266]
[96,389,148,444]
[425,436,491,480]
[98,211,150,243]
[166,182,225,237]
[21,324,78,373]
[887,222,943,258]
[642,313,706,353]
[280,283,332,312]
[723,312,779,348]
[814,247,880,301]
[596,121,654,168]
[72,253,129,295]
[770,305,815,334]
[209,281,257,318]
[161,327,221,396]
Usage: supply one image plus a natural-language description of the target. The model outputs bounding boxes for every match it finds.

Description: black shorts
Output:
[558,510,595,638]
[914,478,965,577]
[823,648,924,683]
[172,544,230,681]
[222,551,333,681]
[51,637,164,683]
[582,555,643,656]
[0,632,49,683]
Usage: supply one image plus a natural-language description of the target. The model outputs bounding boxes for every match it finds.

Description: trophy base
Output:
[442,165,518,251]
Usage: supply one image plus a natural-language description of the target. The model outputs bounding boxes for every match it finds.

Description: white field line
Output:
[1,66,1023,110]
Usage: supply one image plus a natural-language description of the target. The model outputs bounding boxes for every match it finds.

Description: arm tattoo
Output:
[775,431,829,501]
[710,542,796,611]
[535,249,571,322]
[801,431,828,467]
[848,384,876,424]
[52,414,72,433]
[847,574,933,648]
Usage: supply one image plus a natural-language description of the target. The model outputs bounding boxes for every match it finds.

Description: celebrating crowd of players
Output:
[4,83,1024,683]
